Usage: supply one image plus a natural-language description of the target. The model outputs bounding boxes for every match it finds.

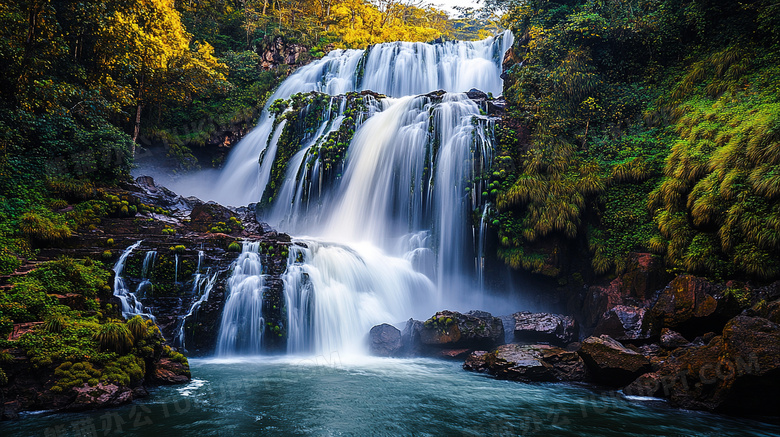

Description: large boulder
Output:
[369,323,403,357]
[624,316,780,415]
[401,318,424,356]
[465,344,587,382]
[189,202,236,233]
[419,310,504,352]
[512,312,578,346]
[69,383,134,411]
[646,275,739,337]
[579,253,670,328]
[593,305,649,341]
[578,335,651,386]
[153,358,192,384]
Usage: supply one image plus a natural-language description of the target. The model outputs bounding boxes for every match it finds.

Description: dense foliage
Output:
[0,259,181,391]
[492,0,780,281]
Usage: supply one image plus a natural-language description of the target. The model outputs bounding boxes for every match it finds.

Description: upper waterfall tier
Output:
[272,30,513,100]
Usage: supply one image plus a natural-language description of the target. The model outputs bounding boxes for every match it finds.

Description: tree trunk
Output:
[131,75,145,156]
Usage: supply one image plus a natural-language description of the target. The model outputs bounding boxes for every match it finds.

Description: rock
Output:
[660,328,689,350]
[401,318,424,356]
[436,349,472,359]
[647,275,739,337]
[593,305,649,341]
[487,98,506,115]
[466,88,488,101]
[463,351,490,372]
[369,323,402,357]
[579,253,670,328]
[637,343,668,371]
[624,373,666,398]
[475,344,587,382]
[624,316,780,415]
[578,335,651,386]
[419,310,504,352]
[69,383,134,410]
[189,202,236,232]
[512,312,578,346]
[154,358,191,384]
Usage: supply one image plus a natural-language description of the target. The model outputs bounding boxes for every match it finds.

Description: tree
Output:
[94,0,226,153]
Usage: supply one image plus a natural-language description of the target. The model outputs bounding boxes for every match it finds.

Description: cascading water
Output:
[135,250,156,299]
[283,240,435,355]
[113,241,154,320]
[175,269,217,351]
[215,242,266,355]
[209,31,513,355]
[476,203,491,295]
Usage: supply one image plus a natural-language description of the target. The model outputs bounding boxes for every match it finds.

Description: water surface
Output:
[3,357,779,436]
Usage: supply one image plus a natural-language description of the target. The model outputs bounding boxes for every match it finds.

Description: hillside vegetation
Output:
[491,0,780,282]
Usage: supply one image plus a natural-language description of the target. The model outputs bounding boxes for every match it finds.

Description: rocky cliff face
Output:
[1,176,295,418]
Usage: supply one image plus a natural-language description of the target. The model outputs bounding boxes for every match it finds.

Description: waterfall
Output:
[476,203,491,294]
[212,32,513,355]
[195,31,512,207]
[135,250,156,299]
[283,240,435,355]
[113,241,154,320]
[216,242,266,356]
[175,269,218,351]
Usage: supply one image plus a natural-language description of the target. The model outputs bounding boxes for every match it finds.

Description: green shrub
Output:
[19,211,72,243]
[126,316,147,343]
[93,322,133,354]
[44,315,67,333]
[227,242,241,252]
[0,248,21,275]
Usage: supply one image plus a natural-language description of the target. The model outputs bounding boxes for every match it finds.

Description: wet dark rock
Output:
[466,88,488,101]
[401,318,424,356]
[660,328,690,350]
[419,310,504,352]
[189,202,236,233]
[463,351,490,372]
[470,344,587,382]
[624,316,780,415]
[369,323,403,357]
[646,275,740,338]
[579,253,670,328]
[487,98,506,115]
[593,305,649,341]
[436,348,472,359]
[512,312,578,346]
[578,335,651,386]
[69,383,135,410]
[154,359,192,384]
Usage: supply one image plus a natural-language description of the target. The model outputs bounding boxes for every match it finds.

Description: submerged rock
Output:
[369,323,403,357]
[419,310,504,353]
[512,312,578,346]
[578,335,651,386]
